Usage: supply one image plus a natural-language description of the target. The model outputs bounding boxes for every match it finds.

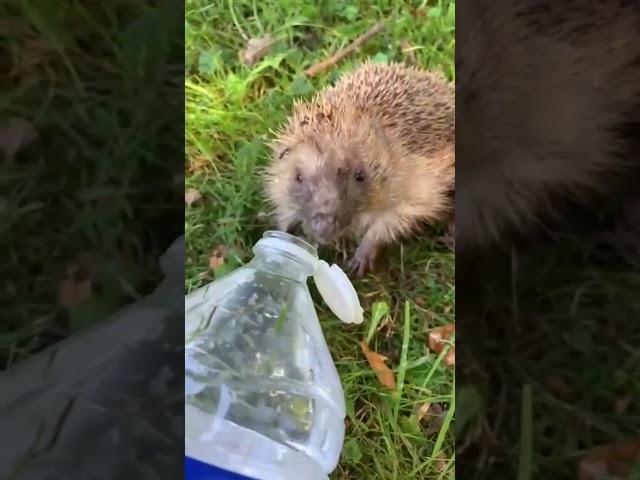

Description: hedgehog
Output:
[456,0,640,254]
[264,61,455,276]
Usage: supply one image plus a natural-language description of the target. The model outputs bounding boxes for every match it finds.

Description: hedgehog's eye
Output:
[354,170,366,182]
[295,173,303,183]
[279,147,291,160]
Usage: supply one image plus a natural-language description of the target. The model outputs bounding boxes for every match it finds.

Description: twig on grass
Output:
[304,22,385,77]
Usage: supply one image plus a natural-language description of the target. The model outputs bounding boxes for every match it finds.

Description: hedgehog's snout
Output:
[309,213,339,244]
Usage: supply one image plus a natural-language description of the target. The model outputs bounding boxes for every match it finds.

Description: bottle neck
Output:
[249,246,315,283]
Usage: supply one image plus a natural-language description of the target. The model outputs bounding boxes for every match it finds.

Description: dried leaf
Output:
[578,438,640,480]
[614,395,633,414]
[359,340,396,390]
[429,323,455,351]
[415,402,431,422]
[434,451,449,474]
[428,324,455,368]
[242,34,275,66]
[0,117,37,157]
[58,278,92,308]
[444,349,455,367]
[424,403,446,435]
[209,245,229,270]
[185,188,202,206]
[187,154,209,174]
[57,253,98,307]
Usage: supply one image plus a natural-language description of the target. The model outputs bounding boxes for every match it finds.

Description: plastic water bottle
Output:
[185,231,363,480]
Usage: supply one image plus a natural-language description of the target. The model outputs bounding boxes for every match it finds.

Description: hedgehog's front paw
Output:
[347,242,379,277]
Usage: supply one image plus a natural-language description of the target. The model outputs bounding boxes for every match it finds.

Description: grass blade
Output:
[518,384,533,480]
[393,300,412,421]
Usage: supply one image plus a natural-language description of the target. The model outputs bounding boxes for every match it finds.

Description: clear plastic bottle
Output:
[185,231,363,480]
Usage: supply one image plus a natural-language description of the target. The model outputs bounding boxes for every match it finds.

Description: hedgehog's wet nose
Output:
[310,213,338,242]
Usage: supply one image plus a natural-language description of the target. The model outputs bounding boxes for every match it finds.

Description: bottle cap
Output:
[313,260,364,324]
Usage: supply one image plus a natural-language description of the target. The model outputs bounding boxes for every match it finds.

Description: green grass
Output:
[457,228,640,478]
[1,2,183,367]
[185,1,455,478]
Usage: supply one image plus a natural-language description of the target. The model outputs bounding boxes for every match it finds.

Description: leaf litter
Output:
[428,323,455,367]
[209,245,229,270]
[185,188,202,206]
[359,339,396,390]
[57,253,97,308]
[578,438,640,480]
[242,34,275,66]
[0,117,37,158]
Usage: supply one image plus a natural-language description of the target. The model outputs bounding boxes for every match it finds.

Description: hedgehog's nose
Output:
[310,213,338,242]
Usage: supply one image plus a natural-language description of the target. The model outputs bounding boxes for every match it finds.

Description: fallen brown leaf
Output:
[544,374,572,397]
[614,395,633,415]
[187,154,209,174]
[359,340,396,390]
[429,323,455,353]
[0,117,37,158]
[428,324,455,368]
[242,34,275,66]
[578,438,640,480]
[209,245,229,270]
[415,402,431,422]
[58,278,92,308]
[433,451,448,474]
[58,253,98,308]
[444,349,455,367]
[185,188,202,206]
[423,403,446,435]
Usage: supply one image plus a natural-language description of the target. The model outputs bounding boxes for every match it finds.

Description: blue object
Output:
[185,456,257,480]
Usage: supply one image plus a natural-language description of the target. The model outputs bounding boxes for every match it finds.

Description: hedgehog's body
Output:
[456,0,640,253]
[264,62,455,275]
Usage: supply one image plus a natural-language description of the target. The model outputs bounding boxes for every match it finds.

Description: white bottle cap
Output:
[313,260,364,325]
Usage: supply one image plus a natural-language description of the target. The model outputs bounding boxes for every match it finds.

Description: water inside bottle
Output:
[185,233,345,473]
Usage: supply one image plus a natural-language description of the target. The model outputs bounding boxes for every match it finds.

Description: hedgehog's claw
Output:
[347,243,378,277]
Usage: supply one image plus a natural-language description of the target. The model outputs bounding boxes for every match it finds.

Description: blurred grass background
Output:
[1,1,183,366]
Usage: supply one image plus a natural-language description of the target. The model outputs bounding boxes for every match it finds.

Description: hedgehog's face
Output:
[269,136,382,245]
